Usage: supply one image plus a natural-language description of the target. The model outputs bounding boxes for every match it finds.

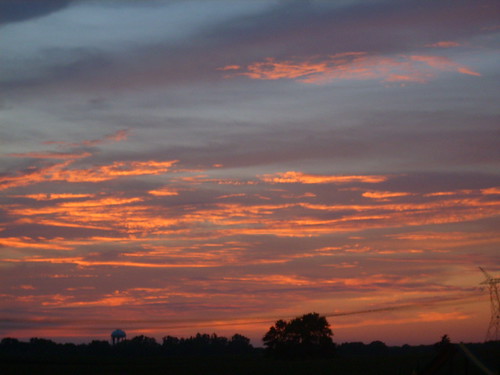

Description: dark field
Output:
[0,356,455,375]
[1,345,499,375]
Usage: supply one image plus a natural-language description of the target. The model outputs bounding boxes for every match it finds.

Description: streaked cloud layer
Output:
[1,0,499,345]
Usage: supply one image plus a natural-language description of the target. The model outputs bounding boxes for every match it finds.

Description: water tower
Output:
[111,329,126,345]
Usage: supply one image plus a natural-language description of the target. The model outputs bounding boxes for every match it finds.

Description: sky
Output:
[0,0,499,346]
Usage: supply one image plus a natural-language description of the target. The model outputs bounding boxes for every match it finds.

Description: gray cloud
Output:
[2,0,498,93]
[0,0,73,25]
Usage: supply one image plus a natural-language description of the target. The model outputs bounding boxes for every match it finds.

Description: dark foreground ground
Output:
[1,341,498,375]
[1,351,499,375]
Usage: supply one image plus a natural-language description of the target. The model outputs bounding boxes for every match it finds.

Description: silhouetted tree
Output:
[162,335,180,355]
[0,337,27,355]
[130,335,158,347]
[161,333,253,356]
[263,312,335,359]
[115,335,161,356]
[86,340,111,355]
[434,334,452,353]
[366,340,388,356]
[228,333,253,355]
[29,337,58,355]
[337,341,370,356]
[0,337,20,346]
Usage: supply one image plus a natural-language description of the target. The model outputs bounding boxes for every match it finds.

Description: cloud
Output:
[0,0,73,25]
[7,152,92,160]
[0,158,178,190]
[0,237,72,251]
[224,53,481,84]
[0,1,277,88]
[2,0,496,96]
[482,187,500,195]
[386,231,500,251]
[148,187,179,197]
[1,256,221,269]
[362,191,412,200]
[425,41,461,48]
[409,55,481,77]
[217,65,241,71]
[3,148,499,246]
[8,193,95,201]
[43,129,130,148]
[260,171,388,184]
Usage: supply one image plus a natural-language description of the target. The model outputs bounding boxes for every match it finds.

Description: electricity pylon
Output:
[479,267,500,341]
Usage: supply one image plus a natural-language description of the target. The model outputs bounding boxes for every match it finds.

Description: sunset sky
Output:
[1,0,499,346]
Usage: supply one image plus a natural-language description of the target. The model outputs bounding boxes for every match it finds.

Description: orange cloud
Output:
[222,273,422,289]
[103,129,129,142]
[59,197,143,207]
[385,230,500,250]
[16,285,36,290]
[9,193,95,201]
[362,191,412,200]
[260,171,387,184]
[0,237,73,251]
[148,187,179,196]
[481,187,500,195]
[223,274,315,286]
[333,311,471,330]
[217,193,246,199]
[0,159,178,190]
[4,182,499,242]
[217,65,241,71]
[1,256,221,268]
[59,160,178,182]
[424,190,474,197]
[239,57,332,80]
[208,196,500,238]
[224,53,480,84]
[417,311,469,322]
[389,231,478,241]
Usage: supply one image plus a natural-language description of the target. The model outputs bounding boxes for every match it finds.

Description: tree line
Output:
[0,333,255,358]
[2,312,497,362]
[0,312,335,359]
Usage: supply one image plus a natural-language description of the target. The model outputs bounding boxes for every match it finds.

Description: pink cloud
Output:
[425,41,461,48]
[217,65,241,71]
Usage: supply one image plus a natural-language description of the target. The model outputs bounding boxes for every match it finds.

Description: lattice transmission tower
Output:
[479,267,500,342]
